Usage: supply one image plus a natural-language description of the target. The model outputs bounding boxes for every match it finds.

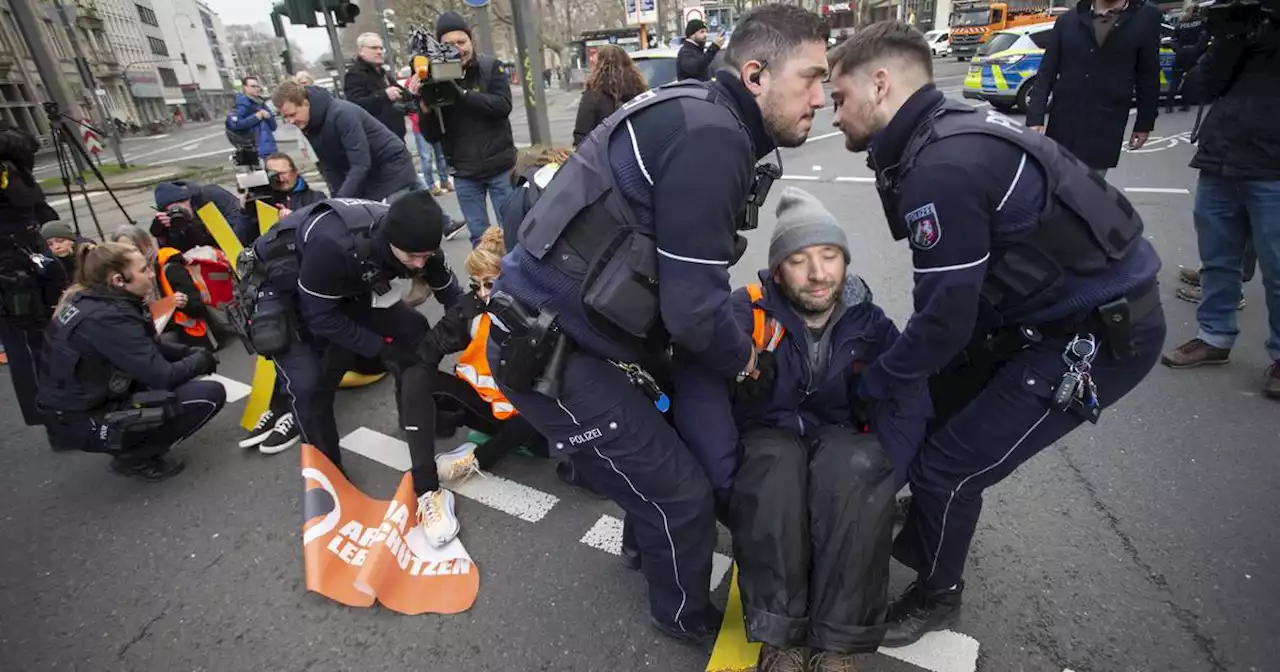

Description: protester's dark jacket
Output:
[343,58,408,138]
[1027,0,1164,169]
[573,88,624,147]
[420,290,487,363]
[674,272,930,493]
[1183,22,1280,181]
[420,54,516,180]
[38,290,208,413]
[302,86,419,201]
[0,120,58,230]
[676,39,720,81]
[150,180,247,250]
[274,175,327,212]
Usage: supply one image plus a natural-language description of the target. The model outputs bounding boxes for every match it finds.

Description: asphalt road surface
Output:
[3,61,1277,672]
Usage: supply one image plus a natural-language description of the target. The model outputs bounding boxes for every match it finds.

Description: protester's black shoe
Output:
[650,607,722,648]
[881,581,963,648]
[444,218,467,241]
[239,409,278,448]
[110,456,185,482]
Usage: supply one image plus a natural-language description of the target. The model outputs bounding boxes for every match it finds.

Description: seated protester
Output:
[673,188,930,671]
[264,152,327,216]
[417,227,549,481]
[110,225,231,352]
[497,146,572,252]
[150,180,252,250]
[37,243,224,481]
[41,221,92,281]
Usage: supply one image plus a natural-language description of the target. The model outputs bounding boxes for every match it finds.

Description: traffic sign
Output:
[684,6,704,24]
[82,128,102,154]
[462,0,489,7]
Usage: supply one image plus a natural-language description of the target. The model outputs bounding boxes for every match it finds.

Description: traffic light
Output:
[272,0,319,28]
[328,0,360,26]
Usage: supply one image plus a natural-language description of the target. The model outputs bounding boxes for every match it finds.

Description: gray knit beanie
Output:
[768,187,850,270]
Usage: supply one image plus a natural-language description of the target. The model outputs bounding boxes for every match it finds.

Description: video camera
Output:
[231,146,281,222]
[406,28,466,110]
[1202,0,1279,36]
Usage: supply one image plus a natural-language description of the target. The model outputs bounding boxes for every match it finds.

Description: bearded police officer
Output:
[240,192,464,543]
[826,22,1167,645]
[487,4,832,645]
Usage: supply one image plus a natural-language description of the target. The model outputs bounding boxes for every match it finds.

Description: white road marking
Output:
[1124,187,1190,194]
[339,427,559,522]
[46,192,109,207]
[146,147,232,167]
[180,142,200,151]
[580,514,733,590]
[780,175,822,181]
[203,373,252,403]
[878,629,980,672]
[812,165,822,171]
[805,131,843,144]
[835,176,876,183]
[125,171,178,185]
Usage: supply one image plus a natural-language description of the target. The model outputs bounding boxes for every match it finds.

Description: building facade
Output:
[150,0,233,121]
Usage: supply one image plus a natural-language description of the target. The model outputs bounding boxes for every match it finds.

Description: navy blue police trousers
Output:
[895,307,1167,591]
[490,344,721,633]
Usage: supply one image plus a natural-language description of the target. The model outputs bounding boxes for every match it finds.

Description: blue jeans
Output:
[412,132,450,187]
[454,172,516,246]
[1194,173,1280,360]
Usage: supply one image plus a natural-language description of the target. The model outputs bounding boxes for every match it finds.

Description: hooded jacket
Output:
[673,271,931,494]
[301,86,419,201]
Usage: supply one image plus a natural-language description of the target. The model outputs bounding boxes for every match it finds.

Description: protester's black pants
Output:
[730,425,897,653]
[428,368,547,468]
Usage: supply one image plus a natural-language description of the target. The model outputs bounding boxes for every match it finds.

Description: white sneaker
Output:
[416,489,460,548]
[238,409,277,448]
[436,442,481,484]
[259,413,301,455]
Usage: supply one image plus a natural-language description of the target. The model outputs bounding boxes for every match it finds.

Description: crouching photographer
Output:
[150,180,252,251]
[1161,0,1280,398]
[37,243,225,481]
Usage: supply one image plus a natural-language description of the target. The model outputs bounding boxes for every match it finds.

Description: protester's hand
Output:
[277,206,292,219]
[173,292,188,309]
[380,337,421,370]
[1129,131,1149,150]
[730,350,775,407]
[1030,125,1046,134]
[191,348,218,376]
[714,32,726,47]
[741,348,759,379]
[386,86,403,101]
[255,109,271,120]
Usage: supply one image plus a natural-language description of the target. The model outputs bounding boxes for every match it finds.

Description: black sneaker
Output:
[259,413,301,455]
[881,581,963,648]
[110,455,185,482]
[239,409,278,448]
[650,607,723,648]
[444,218,467,241]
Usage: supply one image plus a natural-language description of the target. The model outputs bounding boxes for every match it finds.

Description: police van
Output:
[961,22,1176,113]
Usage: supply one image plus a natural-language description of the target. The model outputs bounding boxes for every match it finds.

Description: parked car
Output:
[923,29,951,57]
[629,47,728,87]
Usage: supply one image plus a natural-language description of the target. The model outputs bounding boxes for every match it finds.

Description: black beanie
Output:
[685,19,707,38]
[436,12,471,41]
[383,190,445,253]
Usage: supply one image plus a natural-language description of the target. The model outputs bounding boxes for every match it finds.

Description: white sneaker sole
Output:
[444,223,466,241]
[424,490,461,548]
[435,445,477,483]
[259,434,301,455]
[238,431,274,449]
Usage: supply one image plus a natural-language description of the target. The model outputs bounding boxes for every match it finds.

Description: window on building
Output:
[148,36,169,56]
[158,67,179,87]
[3,11,27,57]
[43,19,70,59]
[135,4,158,27]
[180,52,188,65]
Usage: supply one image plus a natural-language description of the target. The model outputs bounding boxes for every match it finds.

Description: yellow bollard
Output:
[706,564,761,672]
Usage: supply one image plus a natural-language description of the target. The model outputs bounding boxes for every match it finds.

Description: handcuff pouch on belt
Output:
[488,291,569,398]
[99,390,179,452]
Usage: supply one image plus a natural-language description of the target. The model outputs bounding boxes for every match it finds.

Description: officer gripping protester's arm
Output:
[151,180,249,250]
[37,243,224,482]
[243,193,463,544]
[826,22,1167,646]
[0,118,67,428]
[485,3,831,645]
[673,188,931,669]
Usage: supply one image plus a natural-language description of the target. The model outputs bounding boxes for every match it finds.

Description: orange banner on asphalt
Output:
[301,444,480,614]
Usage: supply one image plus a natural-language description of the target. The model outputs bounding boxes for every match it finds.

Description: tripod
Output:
[44,102,130,240]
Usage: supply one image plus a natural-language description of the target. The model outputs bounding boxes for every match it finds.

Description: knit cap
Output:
[768,186,850,270]
[383,189,446,253]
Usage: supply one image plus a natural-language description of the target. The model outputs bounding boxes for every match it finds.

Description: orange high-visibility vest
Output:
[455,313,518,420]
[745,283,785,352]
[156,247,209,339]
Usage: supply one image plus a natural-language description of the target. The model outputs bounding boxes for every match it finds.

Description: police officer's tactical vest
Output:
[241,198,390,297]
[875,101,1145,320]
[455,313,517,420]
[38,294,139,412]
[517,81,747,342]
[745,283,785,353]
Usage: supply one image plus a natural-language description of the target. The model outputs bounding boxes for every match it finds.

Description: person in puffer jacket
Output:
[672,187,931,672]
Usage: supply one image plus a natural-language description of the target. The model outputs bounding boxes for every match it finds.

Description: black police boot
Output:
[881,581,963,648]
[109,455,185,482]
[650,606,723,648]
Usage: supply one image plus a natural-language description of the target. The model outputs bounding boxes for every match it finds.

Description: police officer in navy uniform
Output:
[826,23,1167,645]
[488,4,832,644]
[256,192,464,544]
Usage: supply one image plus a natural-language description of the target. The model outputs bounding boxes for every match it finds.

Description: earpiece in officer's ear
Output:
[749,60,768,85]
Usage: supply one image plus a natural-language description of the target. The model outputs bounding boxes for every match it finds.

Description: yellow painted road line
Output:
[706,565,760,672]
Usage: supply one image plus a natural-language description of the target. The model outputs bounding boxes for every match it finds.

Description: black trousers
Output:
[730,426,897,653]
[47,380,227,460]
[428,368,546,464]
[0,316,47,426]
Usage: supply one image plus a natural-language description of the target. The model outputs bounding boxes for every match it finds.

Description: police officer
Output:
[37,242,224,481]
[251,192,462,544]
[0,119,67,428]
[488,4,832,644]
[826,22,1167,645]
[1168,6,1209,113]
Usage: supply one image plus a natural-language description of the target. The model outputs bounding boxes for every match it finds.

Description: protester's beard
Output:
[782,275,844,316]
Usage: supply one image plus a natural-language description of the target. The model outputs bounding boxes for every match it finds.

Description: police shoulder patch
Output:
[904,202,942,251]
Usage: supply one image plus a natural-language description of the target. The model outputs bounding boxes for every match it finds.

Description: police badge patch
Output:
[905,203,942,250]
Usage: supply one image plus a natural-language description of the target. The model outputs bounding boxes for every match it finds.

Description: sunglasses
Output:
[469,278,495,292]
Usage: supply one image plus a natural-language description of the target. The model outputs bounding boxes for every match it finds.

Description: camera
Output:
[406,28,466,109]
[1203,0,1279,36]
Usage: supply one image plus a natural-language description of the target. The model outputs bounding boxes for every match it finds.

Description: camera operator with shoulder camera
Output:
[0,118,67,428]
[408,12,517,247]
[1161,0,1280,398]
[37,242,224,482]
[344,33,410,139]
[151,180,252,250]
[265,152,326,217]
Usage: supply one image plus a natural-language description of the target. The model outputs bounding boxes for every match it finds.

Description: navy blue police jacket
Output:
[495,71,767,379]
[859,86,1162,403]
[674,271,932,494]
[291,203,462,358]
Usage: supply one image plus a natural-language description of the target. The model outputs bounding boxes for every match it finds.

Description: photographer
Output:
[345,34,409,139]
[226,76,277,160]
[37,243,224,481]
[1161,4,1280,399]
[411,12,517,247]
[0,118,67,427]
[265,152,326,216]
[150,181,251,250]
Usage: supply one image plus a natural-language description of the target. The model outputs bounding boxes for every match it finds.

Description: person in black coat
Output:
[272,80,419,203]
[343,32,409,138]
[676,19,725,81]
[572,45,649,147]
[1026,0,1164,175]
[150,180,248,249]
